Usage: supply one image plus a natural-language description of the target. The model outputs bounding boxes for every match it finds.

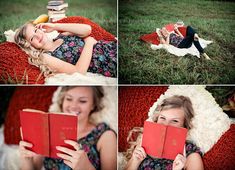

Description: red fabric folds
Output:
[4,86,57,144]
[140,24,186,45]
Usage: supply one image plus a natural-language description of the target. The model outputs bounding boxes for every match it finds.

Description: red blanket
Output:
[140,24,187,45]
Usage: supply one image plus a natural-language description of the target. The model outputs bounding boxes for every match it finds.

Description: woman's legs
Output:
[178,26,204,54]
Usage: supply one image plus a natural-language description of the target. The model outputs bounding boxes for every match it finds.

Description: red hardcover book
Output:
[19,109,78,158]
[142,121,187,160]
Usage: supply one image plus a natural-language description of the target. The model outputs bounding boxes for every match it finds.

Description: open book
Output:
[19,109,78,158]
[142,121,187,160]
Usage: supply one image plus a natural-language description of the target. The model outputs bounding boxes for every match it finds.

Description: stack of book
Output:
[47,0,68,22]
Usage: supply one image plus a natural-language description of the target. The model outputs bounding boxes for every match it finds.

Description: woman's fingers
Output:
[19,141,36,158]
[133,146,147,160]
[19,140,33,148]
[64,140,81,151]
[173,154,186,170]
[57,152,75,162]
[183,145,186,157]
[56,146,80,158]
[35,23,55,32]
[63,160,73,168]
[23,149,37,157]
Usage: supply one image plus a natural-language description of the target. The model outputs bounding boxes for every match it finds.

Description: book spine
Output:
[42,115,50,156]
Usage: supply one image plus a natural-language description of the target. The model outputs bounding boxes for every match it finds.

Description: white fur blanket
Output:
[147,85,231,153]
[151,30,212,58]
[45,72,117,85]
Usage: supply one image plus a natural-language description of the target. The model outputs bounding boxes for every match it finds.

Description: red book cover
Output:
[164,23,175,32]
[20,109,78,158]
[142,121,187,160]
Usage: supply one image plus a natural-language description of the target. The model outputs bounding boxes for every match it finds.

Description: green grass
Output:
[0,0,117,43]
[119,0,235,84]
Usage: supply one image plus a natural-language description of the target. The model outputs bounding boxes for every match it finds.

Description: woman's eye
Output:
[159,117,165,120]
[80,100,87,103]
[172,120,179,123]
[30,36,34,42]
[65,97,72,101]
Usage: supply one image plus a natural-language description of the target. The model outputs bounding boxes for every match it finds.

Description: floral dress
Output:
[43,123,115,170]
[169,33,184,47]
[138,141,203,170]
[46,35,117,77]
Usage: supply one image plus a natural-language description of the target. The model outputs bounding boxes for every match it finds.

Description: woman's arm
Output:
[75,37,97,74]
[159,35,170,45]
[36,23,91,37]
[97,130,117,170]
[174,26,184,38]
[43,37,97,74]
[185,153,204,170]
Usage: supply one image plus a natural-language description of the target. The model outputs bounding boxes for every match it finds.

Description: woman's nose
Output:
[160,120,169,126]
[69,101,79,110]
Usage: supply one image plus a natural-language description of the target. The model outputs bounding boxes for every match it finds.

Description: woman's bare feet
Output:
[202,53,211,60]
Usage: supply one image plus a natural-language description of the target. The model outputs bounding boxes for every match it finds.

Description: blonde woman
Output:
[125,95,204,170]
[158,25,211,60]
[14,22,117,77]
[19,86,117,170]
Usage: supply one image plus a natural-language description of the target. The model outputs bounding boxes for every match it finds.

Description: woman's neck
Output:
[42,39,63,51]
[77,119,95,139]
[41,39,55,51]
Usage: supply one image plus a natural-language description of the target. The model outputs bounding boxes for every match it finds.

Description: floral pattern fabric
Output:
[138,140,203,170]
[46,35,117,77]
[43,123,114,170]
[169,33,184,47]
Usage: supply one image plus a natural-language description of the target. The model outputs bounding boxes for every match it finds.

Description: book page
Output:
[22,108,46,113]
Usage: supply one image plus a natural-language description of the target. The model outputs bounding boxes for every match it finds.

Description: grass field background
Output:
[119,0,235,84]
[0,0,117,43]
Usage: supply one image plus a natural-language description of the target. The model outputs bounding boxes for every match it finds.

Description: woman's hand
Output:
[173,154,186,170]
[56,140,95,170]
[173,146,187,170]
[125,145,146,170]
[132,145,147,162]
[19,140,36,159]
[84,36,97,46]
[35,23,56,33]
[174,24,179,31]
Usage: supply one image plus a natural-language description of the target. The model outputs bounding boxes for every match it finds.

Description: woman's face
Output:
[25,24,48,49]
[62,87,95,121]
[157,108,185,128]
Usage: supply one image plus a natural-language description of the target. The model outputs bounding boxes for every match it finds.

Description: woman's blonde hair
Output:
[57,86,105,115]
[153,95,194,130]
[14,21,53,76]
[125,95,195,159]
